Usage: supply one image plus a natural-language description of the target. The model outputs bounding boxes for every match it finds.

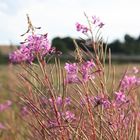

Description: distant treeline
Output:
[0,34,140,64]
[0,51,9,64]
[52,34,140,55]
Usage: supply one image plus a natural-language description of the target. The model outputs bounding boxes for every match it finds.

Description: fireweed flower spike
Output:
[75,22,89,34]
[81,59,95,82]
[120,75,140,90]
[92,15,105,28]
[9,46,34,64]
[98,22,105,28]
[132,66,139,74]
[64,60,96,83]
[115,91,127,104]
[92,16,100,24]
[64,63,79,83]
[93,96,111,109]
[9,34,51,64]
[63,111,75,122]
[76,22,83,31]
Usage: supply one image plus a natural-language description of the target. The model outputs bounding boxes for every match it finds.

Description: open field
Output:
[0,62,139,104]
[0,63,139,95]
[0,62,140,139]
[1,9,140,139]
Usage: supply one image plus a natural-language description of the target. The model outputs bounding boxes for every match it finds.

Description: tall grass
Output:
[1,14,140,140]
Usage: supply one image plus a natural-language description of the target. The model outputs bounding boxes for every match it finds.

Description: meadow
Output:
[1,14,140,140]
[0,62,140,139]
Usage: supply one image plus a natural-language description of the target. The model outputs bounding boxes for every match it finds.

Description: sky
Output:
[0,0,140,45]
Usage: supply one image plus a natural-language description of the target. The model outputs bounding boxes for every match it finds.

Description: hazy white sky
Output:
[0,0,140,44]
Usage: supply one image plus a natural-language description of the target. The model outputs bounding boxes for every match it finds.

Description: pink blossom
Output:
[76,22,83,31]
[93,96,111,108]
[65,97,71,105]
[64,111,75,122]
[132,66,139,74]
[56,96,63,106]
[9,46,34,64]
[26,34,51,56]
[48,120,59,128]
[81,60,95,82]
[92,16,105,28]
[102,100,111,109]
[65,74,80,84]
[92,16,100,24]
[64,60,96,83]
[136,78,140,85]
[20,106,29,116]
[115,91,127,103]
[75,22,89,33]
[98,22,105,28]
[0,122,6,130]
[48,98,53,104]
[64,63,79,84]
[64,63,78,74]
[9,34,51,64]
[0,100,12,112]
[120,75,139,90]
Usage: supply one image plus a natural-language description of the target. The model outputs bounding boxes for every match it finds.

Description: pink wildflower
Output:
[92,16,105,28]
[115,91,127,103]
[48,120,59,128]
[136,78,140,85]
[56,96,63,106]
[120,75,139,90]
[0,100,12,112]
[64,63,79,84]
[9,34,51,63]
[65,97,71,105]
[20,106,29,116]
[0,122,6,130]
[93,96,111,108]
[64,63,78,74]
[132,66,139,74]
[81,60,95,82]
[64,111,75,122]
[76,22,83,31]
[98,22,105,28]
[92,16,100,24]
[75,22,89,33]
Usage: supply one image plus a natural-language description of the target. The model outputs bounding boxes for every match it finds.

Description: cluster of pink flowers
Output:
[114,91,128,104]
[46,96,71,107]
[132,66,139,74]
[9,34,51,63]
[80,95,111,109]
[120,75,140,90]
[81,60,95,81]
[0,100,12,130]
[92,16,104,28]
[113,67,140,106]
[90,95,110,109]
[64,59,95,83]
[0,122,6,130]
[76,22,89,33]
[47,110,75,128]
[20,106,29,116]
[64,63,79,83]
[63,111,75,122]
[76,15,104,34]
[0,100,12,112]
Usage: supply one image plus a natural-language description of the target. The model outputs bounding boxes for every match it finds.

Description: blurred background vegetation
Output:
[0,33,140,64]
